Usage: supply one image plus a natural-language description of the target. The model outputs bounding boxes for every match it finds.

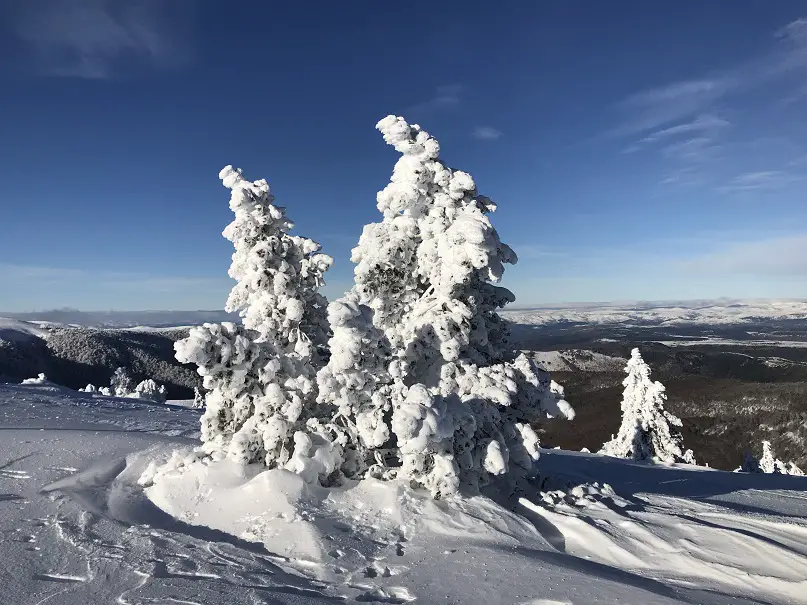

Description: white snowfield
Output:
[2,382,807,604]
[504,298,807,326]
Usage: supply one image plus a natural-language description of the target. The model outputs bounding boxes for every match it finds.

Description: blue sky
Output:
[2,1,807,311]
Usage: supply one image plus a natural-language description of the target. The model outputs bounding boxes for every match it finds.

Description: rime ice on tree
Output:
[317,116,573,496]
[600,348,694,464]
[175,167,335,477]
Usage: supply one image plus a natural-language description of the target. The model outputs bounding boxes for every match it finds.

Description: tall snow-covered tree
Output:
[175,167,335,476]
[317,116,573,496]
[600,348,694,464]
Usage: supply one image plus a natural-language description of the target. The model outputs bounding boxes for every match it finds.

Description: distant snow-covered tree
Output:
[175,167,335,478]
[736,441,804,475]
[316,115,573,497]
[110,367,133,397]
[600,348,694,464]
[192,387,205,409]
[134,379,167,403]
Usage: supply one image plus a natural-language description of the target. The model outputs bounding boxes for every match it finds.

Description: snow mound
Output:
[135,446,807,605]
[21,372,50,385]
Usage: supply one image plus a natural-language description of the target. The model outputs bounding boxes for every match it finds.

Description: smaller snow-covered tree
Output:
[600,348,694,464]
[110,367,133,397]
[736,441,804,475]
[192,387,205,409]
[175,166,336,479]
[134,379,167,403]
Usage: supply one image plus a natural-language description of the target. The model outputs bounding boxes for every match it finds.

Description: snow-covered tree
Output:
[192,387,205,409]
[110,367,133,397]
[600,348,694,464]
[134,379,167,403]
[175,167,336,477]
[736,441,804,475]
[316,116,573,496]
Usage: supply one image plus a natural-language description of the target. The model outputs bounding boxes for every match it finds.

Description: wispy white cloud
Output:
[610,80,731,138]
[472,126,503,141]
[638,114,730,145]
[607,16,807,189]
[408,84,462,115]
[2,0,195,78]
[716,170,804,193]
[612,18,807,137]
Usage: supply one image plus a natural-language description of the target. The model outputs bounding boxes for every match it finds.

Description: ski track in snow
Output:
[1,383,807,604]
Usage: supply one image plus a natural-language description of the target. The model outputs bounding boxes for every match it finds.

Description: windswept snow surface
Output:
[1,383,806,604]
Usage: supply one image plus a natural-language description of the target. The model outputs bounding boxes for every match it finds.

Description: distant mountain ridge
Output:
[503,298,807,326]
[0,309,239,328]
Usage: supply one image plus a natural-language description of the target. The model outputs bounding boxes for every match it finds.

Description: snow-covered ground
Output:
[2,382,806,604]
[528,349,626,372]
[504,298,807,326]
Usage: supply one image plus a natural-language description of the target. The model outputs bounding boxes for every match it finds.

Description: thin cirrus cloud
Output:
[1,0,196,79]
[606,17,807,190]
[612,18,807,138]
[472,126,503,141]
[716,170,805,193]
